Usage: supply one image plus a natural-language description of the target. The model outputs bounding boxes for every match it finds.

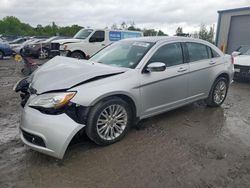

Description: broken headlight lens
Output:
[28,92,76,109]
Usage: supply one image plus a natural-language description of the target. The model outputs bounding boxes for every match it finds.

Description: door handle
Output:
[101,44,106,46]
[209,61,216,65]
[177,67,187,72]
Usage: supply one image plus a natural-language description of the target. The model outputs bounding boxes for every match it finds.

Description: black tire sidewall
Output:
[207,77,229,107]
[86,98,133,145]
[70,52,85,59]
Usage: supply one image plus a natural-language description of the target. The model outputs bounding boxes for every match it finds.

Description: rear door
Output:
[185,42,218,99]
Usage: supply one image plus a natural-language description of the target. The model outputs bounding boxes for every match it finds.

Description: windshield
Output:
[10,38,24,44]
[237,46,250,55]
[74,29,93,39]
[90,40,154,68]
[43,36,58,43]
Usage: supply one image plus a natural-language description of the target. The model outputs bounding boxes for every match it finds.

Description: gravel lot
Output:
[0,58,250,188]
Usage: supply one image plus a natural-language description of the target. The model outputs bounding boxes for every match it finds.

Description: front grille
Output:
[22,129,46,147]
[234,65,250,73]
[234,65,250,79]
[51,43,60,51]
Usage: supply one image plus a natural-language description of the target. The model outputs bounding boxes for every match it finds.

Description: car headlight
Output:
[28,92,76,109]
[64,45,67,50]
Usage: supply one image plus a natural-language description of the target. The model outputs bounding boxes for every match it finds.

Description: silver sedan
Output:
[15,37,234,158]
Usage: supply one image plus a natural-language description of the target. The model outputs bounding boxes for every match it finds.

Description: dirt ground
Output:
[0,58,250,188]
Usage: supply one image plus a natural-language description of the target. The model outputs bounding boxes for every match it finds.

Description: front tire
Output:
[38,48,49,59]
[206,77,229,107]
[86,97,132,145]
[70,51,85,59]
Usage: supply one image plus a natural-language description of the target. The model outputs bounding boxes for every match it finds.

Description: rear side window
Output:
[148,43,183,67]
[211,48,220,58]
[186,42,209,62]
[89,31,105,42]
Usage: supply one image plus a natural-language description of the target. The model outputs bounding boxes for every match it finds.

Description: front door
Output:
[139,42,189,118]
[88,30,106,56]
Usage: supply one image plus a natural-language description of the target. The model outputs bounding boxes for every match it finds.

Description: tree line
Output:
[0,16,214,43]
[175,25,215,44]
[0,16,168,37]
[0,16,83,37]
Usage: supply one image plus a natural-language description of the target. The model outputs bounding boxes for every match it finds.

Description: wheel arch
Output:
[90,93,138,121]
[207,72,230,99]
[215,72,230,84]
[69,50,86,59]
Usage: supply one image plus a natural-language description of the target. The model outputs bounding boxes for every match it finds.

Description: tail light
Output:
[231,55,234,64]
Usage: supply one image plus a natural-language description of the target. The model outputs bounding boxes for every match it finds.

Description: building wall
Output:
[216,7,250,53]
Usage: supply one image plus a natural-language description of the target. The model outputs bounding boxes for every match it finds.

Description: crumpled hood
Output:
[30,56,127,94]
[52,38,82,45]
[234,55,250,66]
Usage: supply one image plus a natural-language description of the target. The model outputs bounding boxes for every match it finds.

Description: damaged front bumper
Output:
[20,105,86,159]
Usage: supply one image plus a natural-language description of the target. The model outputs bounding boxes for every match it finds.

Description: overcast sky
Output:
[1,0,250,35]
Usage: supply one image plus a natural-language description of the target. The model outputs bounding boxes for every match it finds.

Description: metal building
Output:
[216,7,250,54]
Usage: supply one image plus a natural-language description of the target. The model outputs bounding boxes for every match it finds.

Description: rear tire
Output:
[206,77,229,107]
[86,97,132,145]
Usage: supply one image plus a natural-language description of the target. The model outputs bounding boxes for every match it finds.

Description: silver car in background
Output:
[15,37,234,159]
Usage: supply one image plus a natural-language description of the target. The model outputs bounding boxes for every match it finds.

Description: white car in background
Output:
[11,39,34,54]
[51,28,143,59]
[232,45,250,80]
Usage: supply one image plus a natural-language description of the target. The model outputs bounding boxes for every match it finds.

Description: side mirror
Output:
[232,51,241,57]
[146,62,166,72]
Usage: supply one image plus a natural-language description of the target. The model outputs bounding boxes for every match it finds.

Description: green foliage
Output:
[0,16,35,36]
[176,27,183,35]
[198,24,214,44]
[0,17,168,37]
[125,22,168,36]
[0,16,83,37]
[157,30,167,36]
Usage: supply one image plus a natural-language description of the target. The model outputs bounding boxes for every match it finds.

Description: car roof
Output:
[123,36,208,44]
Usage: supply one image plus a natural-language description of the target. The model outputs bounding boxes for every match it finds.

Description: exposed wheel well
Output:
[69,50,86,59]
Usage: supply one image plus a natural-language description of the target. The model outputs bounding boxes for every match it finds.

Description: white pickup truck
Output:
[51,28,143,59]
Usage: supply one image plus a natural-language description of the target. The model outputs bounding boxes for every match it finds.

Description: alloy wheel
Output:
[213,80,227,104]
[96,104,128,141]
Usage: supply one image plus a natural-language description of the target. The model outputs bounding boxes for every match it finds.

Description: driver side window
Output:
[148,43,183,67]
[89,31,105,42]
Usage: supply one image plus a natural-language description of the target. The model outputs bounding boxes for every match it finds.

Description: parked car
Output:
[9,37,28,45]
[51,28,143,59]
[232,45,250,80]
[14,37,234,159]
[0,42,13,59]
[23,36,68,59]
[12,39,36,54]
[0,35,20,42]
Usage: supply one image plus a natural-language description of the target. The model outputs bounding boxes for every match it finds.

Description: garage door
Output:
[227,14,250,53]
